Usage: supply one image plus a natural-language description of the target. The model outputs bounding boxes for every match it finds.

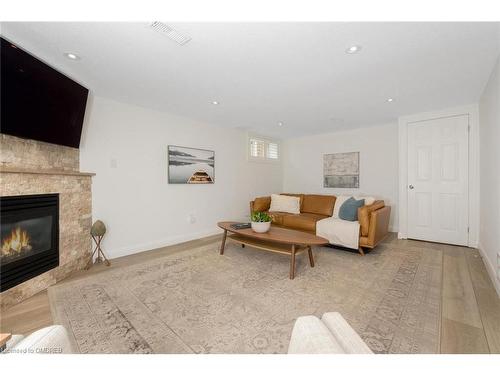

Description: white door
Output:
[407,115,469,246]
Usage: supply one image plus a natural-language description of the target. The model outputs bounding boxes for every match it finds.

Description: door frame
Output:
[398,104,479,247]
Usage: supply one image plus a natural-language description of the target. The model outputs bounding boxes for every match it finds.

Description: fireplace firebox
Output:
[1,194,59,292]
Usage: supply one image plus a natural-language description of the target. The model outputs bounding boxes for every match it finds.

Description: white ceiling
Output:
[1,22,499,138]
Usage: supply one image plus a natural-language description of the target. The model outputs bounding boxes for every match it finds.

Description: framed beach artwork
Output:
[323,152,359,188]
[168,145,215,184]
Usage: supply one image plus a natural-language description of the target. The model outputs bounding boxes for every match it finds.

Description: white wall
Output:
[80,96,282,258]
[479,56,500,295]
[282,123,399,231]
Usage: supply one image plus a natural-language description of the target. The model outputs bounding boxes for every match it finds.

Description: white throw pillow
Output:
[269,194,301,214]
[355,196,376,206]
[332,195,352,218]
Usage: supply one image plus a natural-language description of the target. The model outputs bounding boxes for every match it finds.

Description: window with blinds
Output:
[248,136,279,161]
[267,142,279,159]
[249,139,265,158]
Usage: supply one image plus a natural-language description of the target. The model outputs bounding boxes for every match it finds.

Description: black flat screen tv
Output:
[1,37,89,148]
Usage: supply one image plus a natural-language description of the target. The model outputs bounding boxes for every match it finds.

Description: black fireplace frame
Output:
[0,194,59,292]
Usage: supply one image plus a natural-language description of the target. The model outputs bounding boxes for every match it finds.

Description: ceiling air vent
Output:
[150,22,192,45]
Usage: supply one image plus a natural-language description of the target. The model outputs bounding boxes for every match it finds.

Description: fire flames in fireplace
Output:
[1,194,59,292]
[1,227,32,258]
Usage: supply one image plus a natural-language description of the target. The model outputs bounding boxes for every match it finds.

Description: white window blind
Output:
[248,136,279,161]
[250,139,265,158]
[267,142,279,159]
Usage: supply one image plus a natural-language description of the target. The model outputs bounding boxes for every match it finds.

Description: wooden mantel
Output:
[0,166,95,177]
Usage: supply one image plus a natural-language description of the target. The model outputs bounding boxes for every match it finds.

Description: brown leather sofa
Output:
[250,193,391,254]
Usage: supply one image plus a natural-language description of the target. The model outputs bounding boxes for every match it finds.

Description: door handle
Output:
[409,185,414,190]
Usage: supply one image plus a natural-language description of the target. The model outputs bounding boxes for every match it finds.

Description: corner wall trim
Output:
[477,243,500,298]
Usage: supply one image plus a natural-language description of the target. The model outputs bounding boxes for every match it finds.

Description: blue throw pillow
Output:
[339,197,365,221]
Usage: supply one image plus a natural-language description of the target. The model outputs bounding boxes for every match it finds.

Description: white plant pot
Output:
[251,221,271,233]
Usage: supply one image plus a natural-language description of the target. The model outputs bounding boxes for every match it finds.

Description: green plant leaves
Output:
[251,211,272,222]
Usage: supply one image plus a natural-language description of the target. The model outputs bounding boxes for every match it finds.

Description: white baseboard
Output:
[396,232,479,249]
[107,228,223,259]
[477,242,500,298]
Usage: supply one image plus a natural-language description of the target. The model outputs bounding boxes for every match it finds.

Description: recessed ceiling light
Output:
[387,98,394,102]
[212,101,219,105]
[64,53,80,60]
[278,122,283,127]
[345,45,362,54]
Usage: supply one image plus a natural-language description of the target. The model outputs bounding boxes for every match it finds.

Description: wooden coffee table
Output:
[217,221,329,279]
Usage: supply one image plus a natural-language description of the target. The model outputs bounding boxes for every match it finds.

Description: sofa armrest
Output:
[7,325,73,354]
[365,206,391,248]
[320,312,373,354]
[288,316,344,354]
[250,196,272,214]
[4,335,24,351]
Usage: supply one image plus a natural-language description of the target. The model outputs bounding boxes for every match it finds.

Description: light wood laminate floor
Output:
[1,234,499,354]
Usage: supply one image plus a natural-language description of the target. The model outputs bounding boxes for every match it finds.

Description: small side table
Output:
[0,333,12,352]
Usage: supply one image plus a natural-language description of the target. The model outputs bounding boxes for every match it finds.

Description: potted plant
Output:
[250,211,273,233]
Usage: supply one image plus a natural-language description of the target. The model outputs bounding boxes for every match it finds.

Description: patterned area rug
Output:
[48,238,442,353]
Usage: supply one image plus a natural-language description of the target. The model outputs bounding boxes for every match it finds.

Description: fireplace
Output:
[1,194,59,292]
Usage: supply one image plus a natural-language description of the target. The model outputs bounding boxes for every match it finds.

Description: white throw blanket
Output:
[316,217,360,250]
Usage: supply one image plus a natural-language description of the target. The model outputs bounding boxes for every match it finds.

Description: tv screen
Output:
[1,37,89,148]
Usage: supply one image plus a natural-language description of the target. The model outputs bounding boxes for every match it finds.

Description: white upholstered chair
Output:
[3,325,73,354]
[288,312,373,354]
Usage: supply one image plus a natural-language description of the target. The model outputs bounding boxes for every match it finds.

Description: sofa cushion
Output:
[267,211,293,226]
[358,200,385,236]
[332,195,352,218]
[253,196,271,212]
[302,194,336,216]
[282,213,327,232]
[339,198,365,221]
[281,193,304,210]
[270,194,300,214]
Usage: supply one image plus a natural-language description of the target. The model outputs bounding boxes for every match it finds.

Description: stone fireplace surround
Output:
[0,134,94,309]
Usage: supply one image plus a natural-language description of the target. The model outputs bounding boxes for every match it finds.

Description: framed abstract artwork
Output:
[168,145,215,184]
[323,152,359,188]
